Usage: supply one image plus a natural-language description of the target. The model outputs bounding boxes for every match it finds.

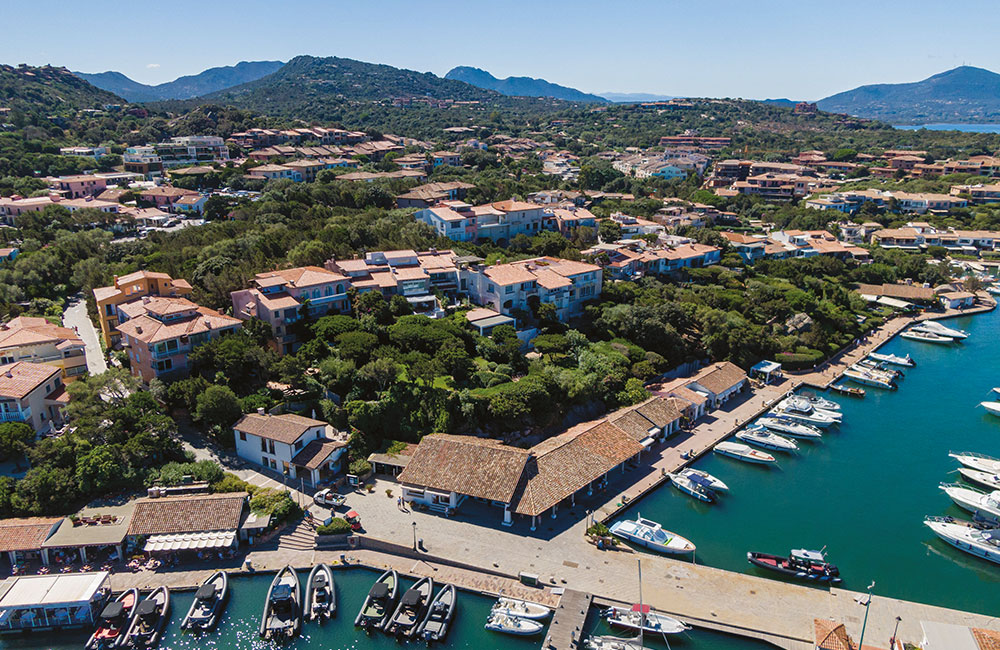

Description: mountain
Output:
[74,61,284,102]
[0,64,124,114]
[763,98,797,108]
[818,66,1000,124]
[445,66,608,103]
[599,92,676,103]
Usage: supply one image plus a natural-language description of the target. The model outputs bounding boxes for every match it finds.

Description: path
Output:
[62,296,107,375]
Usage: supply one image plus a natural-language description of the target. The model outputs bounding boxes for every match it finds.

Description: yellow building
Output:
[0,317,88,381]
[92,271,193,348]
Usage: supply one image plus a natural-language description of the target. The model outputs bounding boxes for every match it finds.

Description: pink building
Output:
[47,175,108,198]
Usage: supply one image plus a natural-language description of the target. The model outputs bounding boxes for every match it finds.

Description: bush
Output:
[316,517,352,535]
[211,473,253,494]
[149,460,225,486]
[775,348,824,370]
[250,487,302,524]
[349,458,372,475]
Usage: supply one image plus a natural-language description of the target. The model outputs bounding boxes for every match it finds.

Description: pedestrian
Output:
[396,496,402,510]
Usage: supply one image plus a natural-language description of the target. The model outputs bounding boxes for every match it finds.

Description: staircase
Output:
[277,516,316,552]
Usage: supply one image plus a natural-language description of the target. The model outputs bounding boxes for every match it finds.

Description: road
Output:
[62,296,107,375]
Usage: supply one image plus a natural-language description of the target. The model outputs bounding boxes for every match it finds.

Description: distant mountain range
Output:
[74,61,284,102]
[817,66,1000,124]
[0,64,123,113]
[599,92,677,103]
[445,66,608,103]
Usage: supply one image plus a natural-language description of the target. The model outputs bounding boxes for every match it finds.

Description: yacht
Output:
[801,393,841,411]
[736,428,798,453]
[680,467,729,493]
[843,365,896,390]
[484,613,544,636]
[714,441,777,465]
[586,635,653,650]
[900,329,954,344]
[668,472,715,502]
[925,516,1000,565]
[867,352,915,367]
[609,516,696,555]
[980,401,1000,417]
[913,320,969,339]
[940,483,1000,519]
[959,468,1000,491]
[756,417,823,439]
[855,358,903,378]
[988,285,1000,296]
[491,597,551,620]
[770,397,840,427]
[831,383,865,397]
[950,452,1000,474]
[603,606,690,635]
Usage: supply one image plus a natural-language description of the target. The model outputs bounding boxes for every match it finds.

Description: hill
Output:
[818,66,1000,124]
[599,92,676,103]
[75,60,284,102]
[444,66,607,103]
[0,64,124,114]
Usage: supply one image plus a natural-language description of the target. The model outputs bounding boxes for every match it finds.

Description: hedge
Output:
[317,517,352,535]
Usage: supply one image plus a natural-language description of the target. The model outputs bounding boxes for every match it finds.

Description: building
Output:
[855,282,937,304]
[47,175,107,198]
[658,135,731,148]
[92,271,194,348]
[720,231,767,263]
[431,151,462,167]
[0,317,87,381]
[414,200,548,244]
[172,194,208,214]
[128,492,249,555]
[395,181,475,209]
[59,146,107,159]
[0,361,68,432]
[138,186,200,210]
[0,571,111,632]
[939,291,976,310]
[952,183,1000,204]
[462,256,602,320]
[464,308,516,336]
[550,207,598,234]
[114,297,242,382]
[248,164,302,182]
[327,249,459,314]
[233,412,348,484]
[123,146,163,177]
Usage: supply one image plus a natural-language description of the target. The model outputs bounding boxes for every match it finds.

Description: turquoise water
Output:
[0,568,770,650]
[614,309,1000,615]
[894,123,1000,133]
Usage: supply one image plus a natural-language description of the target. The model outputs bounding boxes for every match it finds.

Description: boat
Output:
[843,366,896,390]
[680,467,729,493]
[855,358,904,378]
[925,516,1000,565]
[959,468,1000,491]
[940,483,1000,519]
[484,612,544,636]
[667,471,715,502]
[609,516,696,555]
[913,320,969,339]
[747,548,841,583]
[736,428,798,453]
[585,635,653,650]
[86,588,139,649]
[830,383,865,397]
[124,586,170,649]
[714,441,777,465]
[259,565,301,640]
[900,329,954,344]
[950,452,1000,475]
[355,569,399,631]
[989,285,1000,296]
[867,352,915,367]
[181,571,228,631]
[416,584,457,643]
[491,596,551,620]
[980,401,1000,417]
[756,417,822,439]
[384,576,434,637]
[770,396,840,426]
[603,606,690,635]
[800,393,842,411]
[304,563,336,622]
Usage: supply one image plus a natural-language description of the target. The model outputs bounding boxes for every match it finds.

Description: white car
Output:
[313,488,346,508]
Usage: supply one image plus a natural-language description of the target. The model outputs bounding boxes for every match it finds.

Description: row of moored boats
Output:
[927,452,1000,566]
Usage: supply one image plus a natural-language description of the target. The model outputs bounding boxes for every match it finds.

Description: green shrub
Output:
[316,517,352,535]
[250,488,302,524]
[211,473,253,494]
[348,458,372,475]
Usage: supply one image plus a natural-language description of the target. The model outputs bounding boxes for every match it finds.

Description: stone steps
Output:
[277,518,317,551]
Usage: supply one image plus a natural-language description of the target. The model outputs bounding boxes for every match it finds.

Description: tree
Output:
[335,331,379,363]
[14,466,78,515]
[0,422,33,460]
[599,220,622,243]
[195,385,243,430]
[75,446,128,495]
[313,315,359,341]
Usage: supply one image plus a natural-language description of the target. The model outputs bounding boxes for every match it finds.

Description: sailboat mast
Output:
[637,558,644,646]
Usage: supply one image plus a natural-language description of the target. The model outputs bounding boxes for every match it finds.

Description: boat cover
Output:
[101,602,124,619]
[310,573,328,588]
[982,529,1000,544]
[195,584,217,600]
[369,582,389,599]
[271,584,293,601]
[686,473,714,489]
[401,589,422,606]
[135,600,157,617]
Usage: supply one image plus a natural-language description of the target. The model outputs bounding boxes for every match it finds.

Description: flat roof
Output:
[43,503,135,549]
[0,572,108,608]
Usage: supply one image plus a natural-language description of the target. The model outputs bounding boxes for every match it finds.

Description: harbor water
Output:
[894,123,1000,133]
[614,309,1000,615]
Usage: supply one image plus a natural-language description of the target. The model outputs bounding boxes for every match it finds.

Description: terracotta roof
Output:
[856,283,936,301]
[690,361,747,395]
[116,270,172,285]
[254,266,347,289]
[634,398,683,428]
[484,264,537,285]
[973,628,1000,650]
[0,317,83,351]
[814,619,855,650]
[292,439,347,470]
[398,434,530,504]
[610,410,658,441]
[0,362,61,400]
[128,493,248,536]
[233,413,326,445]
[0,517,60,552]
[115,306,240,345]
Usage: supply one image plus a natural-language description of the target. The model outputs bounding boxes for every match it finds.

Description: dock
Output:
[543,589,591,650]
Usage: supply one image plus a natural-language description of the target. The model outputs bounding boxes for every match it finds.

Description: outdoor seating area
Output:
[0,571,111,632]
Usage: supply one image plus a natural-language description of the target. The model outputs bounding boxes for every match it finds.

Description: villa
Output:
[0,317,87,381]
[233,412,349,485]
[0,361,69,432]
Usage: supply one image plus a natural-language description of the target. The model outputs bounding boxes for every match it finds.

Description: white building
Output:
[233,412,348,485]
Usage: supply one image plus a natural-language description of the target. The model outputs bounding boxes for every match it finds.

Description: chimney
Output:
[4,371,12,378]
[257,407,265,415]
[135,326,142,334]
[142,296,150,304]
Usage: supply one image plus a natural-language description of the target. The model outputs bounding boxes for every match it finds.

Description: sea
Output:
[894,123,1000,133]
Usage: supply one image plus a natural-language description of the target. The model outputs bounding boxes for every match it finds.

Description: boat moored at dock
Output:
[950,452,1000,474]
[925,516,1000,565]
[736,427,799,453]
[980,401,1000,417]
[668,471,715,502]
[940,483,1000,519]
[603,606,690,635]
[355,569,399,632]
[491,596,551,620]
[747,548,841,583]
[87,588,138,649]
[585,635,653,650]
[900,328,955,344]
[714,441,777,465]
[770,396,840,427]
[181,571,228,631]
[416,584,457,643]
[384,576,434,637]
[843,365,896,390]
[756,417,823,439]
[609,516,696,555]
[305,563,335,622]
[959,467,1000,491]
[260,566,300,641]
[484,613,544,636]
[867,352,915,367]
[831,383,865,397]
[914,320,969,339]
[680,467,729,493]
[124,586,170,649]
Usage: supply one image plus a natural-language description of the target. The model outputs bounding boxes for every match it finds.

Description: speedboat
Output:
[417,584,456,643]
[305,563,336,622]
[491,596,551,620]
[736,428,798,453]
[913,320,969,339]
[86,588,138,649]
[981,401,1000,417]
[950,452,1000,474]
[668,471,715,502]
[770,397,840,426]
[714,441,777,465]
[181,571,228,631]
[609,516,696,555]
[485,612,544,636]
[680,467,728,492]
[925,516,1000,565]
[355,569,398,631]
[856,358,903,378]
[843,366,895,390]
[801,393,841,411]
[940,483,1000,519]
[603,606,690,635]
[586,635,653,650]
[959,467,1000,491]
[900,329,954,344]
[747,548,841,583]
[867,352,915,367]
[260,565,301,640]
[831,383,865,397]
[990,285,1000,296]
[125,586,170,649]
[385,576,434,637]
[756,417,822,439]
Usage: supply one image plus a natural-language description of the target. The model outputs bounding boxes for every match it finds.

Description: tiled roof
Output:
[634,398,683,428]
[233,413,326,445]
[128,493,248,536]
[0,517,60,552]
[115,306,240,345]
[0,362,60,400]
[814,619,855,650]
[691,361,747,395]
[610,410,658,442]
[292,439,347,470]
[856,283,936,301]
[0,317,83,351]
[116,270,171,284]
[973,628,1000,650]
[254,266,347,289]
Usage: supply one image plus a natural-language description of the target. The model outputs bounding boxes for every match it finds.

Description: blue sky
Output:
[4,0,1000,99]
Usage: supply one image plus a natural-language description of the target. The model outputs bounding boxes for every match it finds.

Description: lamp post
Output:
[857,581,876,650]
[412,521,417,551]
[890,615,902,649]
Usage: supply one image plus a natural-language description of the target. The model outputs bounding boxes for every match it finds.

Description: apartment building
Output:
[732,173,812,201]
[414,200,548,243]
[871,225,1000,253]
[0,317,87,381]
[123,146,163,177]
[47,175,108,198]
[550,207,598,234]
[248,164,303,182]
[720,231,767,263]
[951,183,1000,204]
[658,136,731,148]
[395,181,475,209]
[233,412,348,485]
[0,361,68,432]
[638,243,722,274]
[462,257,602,320]
[92,271,194,348]
[327,249,460,314]
[125,136,229,177]
[59,146,107,159]
[138,187,200,210]
[431,151,462,167]
[806,189,967,215]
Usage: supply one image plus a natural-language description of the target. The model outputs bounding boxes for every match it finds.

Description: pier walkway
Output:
[544,589,591,650]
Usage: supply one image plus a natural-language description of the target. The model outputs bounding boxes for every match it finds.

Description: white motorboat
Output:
[959,468,1000,491]
[900,329,954,344]
[980,401,1000,417]
[988,285,1000,296]
[913,320,969,339]
[603,606,690,635]
[992,387,1000,395]
[925,516,1000,565]
[585,635,653,650]
[843,366,896,390]
[609,516,696,555]
[867,352,915,367]
[680,467,729,493]
[940,483,1000,519]
[770,397,840,427]
[668,472,715,502]
[484,613,543,636]
[736,428,798,453]
[950,452,1000,474]
[714,441,776,465]
[756,417,823,439]
[800,393,841,411]
[855,357,902,377]
[491,597,550,621]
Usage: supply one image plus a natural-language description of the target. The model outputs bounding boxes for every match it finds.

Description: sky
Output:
[4,0,1000,100]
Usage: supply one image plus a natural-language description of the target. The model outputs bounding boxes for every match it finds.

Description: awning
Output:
[143,530,236,552]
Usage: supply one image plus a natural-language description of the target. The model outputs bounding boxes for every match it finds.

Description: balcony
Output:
[0,408,29,423]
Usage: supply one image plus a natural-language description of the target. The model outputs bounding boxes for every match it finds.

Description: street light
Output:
[857,581,876,650]
[890,615,902,649]
[412,521,417,551]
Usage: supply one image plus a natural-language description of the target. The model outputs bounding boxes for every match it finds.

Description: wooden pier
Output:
[543,589,592,650]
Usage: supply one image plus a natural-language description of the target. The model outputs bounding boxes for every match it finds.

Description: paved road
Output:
[62,296,107,375]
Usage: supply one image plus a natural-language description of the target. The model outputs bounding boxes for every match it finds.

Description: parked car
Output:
[313,488,346,508]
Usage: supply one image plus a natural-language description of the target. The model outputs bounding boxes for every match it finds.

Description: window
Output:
[505,285,514,294]
[268,440,275,454]
[294,440,304,451]
[261,438,267,452]
[105,304,115,316]
[155,359,172,372]
[239,431,246,441]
